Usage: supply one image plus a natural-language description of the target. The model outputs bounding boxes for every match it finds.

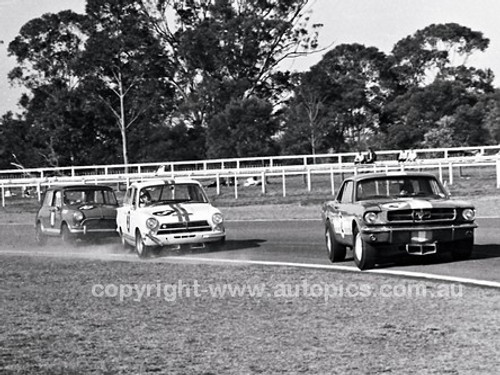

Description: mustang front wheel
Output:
[353,229,376,270]
[325,223,346,262]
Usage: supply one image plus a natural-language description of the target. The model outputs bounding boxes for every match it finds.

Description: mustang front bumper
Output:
[360,223,477,255]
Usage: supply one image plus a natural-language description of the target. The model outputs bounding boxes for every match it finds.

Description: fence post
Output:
[216,173,221,195]
[1,184,4,208]
[330,167,335,196]
[497,158,500,188]
[282,169,286,197]
[307,168,312,192]
[234,174,238,199]
[438,163,443,183]
[448,162,453,185]
[261,171,266,194]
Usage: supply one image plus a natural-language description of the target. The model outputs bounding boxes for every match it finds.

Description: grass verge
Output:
[1,255,499,374]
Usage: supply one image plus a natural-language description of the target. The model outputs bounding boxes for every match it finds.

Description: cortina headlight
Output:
[73,211,84,222]
[146,217,159,230]
[212,213,224,225]
[462,208,476,221]
[363,212,379,224]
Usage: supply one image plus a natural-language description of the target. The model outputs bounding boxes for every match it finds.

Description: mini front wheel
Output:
[61,224,75,246]
[35,222,47,246]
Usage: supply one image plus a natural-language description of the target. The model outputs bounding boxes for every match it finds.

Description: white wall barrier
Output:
[0,144,499,207]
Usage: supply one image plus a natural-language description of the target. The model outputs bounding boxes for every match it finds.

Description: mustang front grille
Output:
[157,220,212,235]
[387,208,456,223]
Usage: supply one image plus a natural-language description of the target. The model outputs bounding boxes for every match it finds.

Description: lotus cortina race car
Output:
[321,172,477,270]
[117,179,225,257]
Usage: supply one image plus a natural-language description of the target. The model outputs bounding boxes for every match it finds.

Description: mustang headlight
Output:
[212,213,224,225]
[363,212,379,224]
[73,211,85,222]
[146,217,159,230]
[462,208,476,221]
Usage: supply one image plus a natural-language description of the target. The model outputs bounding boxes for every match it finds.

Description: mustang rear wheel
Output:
[451,238,474,261]
[135,231,153,258]
[325,223,346,262]
[353,229,376,270]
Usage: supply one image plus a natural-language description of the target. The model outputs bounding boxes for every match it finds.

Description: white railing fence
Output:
[1,145,499,207]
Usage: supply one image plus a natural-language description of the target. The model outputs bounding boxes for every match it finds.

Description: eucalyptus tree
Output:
[282,43,393,153]
[7,10,90,167]
[383,23,494,149]
[140,0,321,157]
[391,23,492,89]
[80,0,175,166]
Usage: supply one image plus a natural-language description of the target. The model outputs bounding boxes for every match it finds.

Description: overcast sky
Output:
[1,0,500,115]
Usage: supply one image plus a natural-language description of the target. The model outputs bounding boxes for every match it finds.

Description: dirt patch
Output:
[1,255,499,374]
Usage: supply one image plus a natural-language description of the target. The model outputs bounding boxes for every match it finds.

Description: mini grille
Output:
[84,219,116,230]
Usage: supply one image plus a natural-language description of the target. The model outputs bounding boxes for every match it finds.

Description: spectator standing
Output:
[397,149,408,163]
[365,147,377,164]
[407,148,418,162]
[354,151,366,164]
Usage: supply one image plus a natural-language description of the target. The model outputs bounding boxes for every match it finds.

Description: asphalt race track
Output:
[1,217,499,286]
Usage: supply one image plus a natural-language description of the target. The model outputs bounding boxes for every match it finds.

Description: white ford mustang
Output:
[117,179,225,257]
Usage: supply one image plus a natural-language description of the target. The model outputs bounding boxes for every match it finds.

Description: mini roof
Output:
[47,184,113,190]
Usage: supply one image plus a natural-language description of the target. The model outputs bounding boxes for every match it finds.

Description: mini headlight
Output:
[146,217,159,230]
[462,208,476,221]
[212,213,224,225]
[363,212,379,224]
[73,211,84,222]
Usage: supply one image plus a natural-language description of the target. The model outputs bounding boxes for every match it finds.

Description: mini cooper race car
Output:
[35,184,119,245]
[116,179,225,257]
[321,172,477,270]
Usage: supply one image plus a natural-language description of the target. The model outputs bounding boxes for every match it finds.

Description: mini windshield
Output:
[64,189,117,205]
[138,183,208,206]
[356,176,446,201]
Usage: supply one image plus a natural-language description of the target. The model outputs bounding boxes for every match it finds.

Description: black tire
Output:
[135,230,152,258]
[451,238,474,261]
[61,223,75,245]
[325,222,346,262]
[35,222,47,246]
[353,229,376,270]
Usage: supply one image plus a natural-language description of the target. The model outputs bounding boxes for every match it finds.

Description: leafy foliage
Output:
[2,5,500,170]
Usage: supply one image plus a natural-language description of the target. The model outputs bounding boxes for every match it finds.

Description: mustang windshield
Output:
[356,176,446,201]
[139,183,208,206]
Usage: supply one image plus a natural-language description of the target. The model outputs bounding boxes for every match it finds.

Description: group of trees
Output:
[0,0,499,170]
